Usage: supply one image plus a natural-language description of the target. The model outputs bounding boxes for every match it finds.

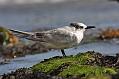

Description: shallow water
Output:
[0,0,119,75]
[0,41,119,75]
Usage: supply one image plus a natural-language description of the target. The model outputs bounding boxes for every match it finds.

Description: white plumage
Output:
[9,22,95,56]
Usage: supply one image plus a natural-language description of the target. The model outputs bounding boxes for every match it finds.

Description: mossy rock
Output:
[0,27,10,45]
[32,51,117,78]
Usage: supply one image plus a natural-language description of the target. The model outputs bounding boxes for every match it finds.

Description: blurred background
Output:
[0,0,119,75]
[0,0,119,31]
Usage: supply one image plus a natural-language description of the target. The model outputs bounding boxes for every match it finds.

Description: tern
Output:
[9,22,95,56]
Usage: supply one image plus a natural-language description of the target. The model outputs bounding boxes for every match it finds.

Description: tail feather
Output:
[9,29,34,36]
[8,28,46,42]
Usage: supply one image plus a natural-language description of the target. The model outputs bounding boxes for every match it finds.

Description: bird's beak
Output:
[86,26,95,29]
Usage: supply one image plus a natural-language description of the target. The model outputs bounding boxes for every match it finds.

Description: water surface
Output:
[0,0,119,31]
[0,41,119,75]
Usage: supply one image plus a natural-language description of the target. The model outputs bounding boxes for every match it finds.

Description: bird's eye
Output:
[75,25,79,29]
[75,25,84,29]
[70,23,84,29]
[80,26,83,29]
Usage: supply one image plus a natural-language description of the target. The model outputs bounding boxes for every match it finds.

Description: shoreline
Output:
[1,51,119,79]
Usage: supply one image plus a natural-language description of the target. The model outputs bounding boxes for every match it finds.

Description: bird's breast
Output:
[38,31,84,49]
[73,32,84,44]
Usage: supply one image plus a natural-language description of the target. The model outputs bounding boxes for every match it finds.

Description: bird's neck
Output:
[74,30,84,44]
[75,30,84,35]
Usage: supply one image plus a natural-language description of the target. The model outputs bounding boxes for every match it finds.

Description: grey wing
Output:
[34,29,76,44]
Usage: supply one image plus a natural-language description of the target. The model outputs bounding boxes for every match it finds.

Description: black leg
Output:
[61,49,66,57]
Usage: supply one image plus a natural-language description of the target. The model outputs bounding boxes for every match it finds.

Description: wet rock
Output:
[0,68,55,79]
[49,63,70,76]
[99,28,119,40]
[0,42,49,61]
[0,51,119,79]
[84,52,119,67]
[0,26,50,60]
[31,51,119,78]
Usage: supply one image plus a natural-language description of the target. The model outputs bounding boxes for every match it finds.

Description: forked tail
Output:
[9,28,46,41]
[9,29,34,36]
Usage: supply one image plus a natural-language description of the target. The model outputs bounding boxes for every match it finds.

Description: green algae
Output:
[32,56,75,73]
[0,27,10,45]
[32,51,117,78]
[59,65,116,77]
[32,52,94,72]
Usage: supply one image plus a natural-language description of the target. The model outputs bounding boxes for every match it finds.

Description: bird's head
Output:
[70,22,95,32]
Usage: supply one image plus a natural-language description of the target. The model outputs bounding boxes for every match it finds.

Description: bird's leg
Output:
[61,49,66,57]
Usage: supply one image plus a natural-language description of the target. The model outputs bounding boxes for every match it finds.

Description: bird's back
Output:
[34,26,82,49]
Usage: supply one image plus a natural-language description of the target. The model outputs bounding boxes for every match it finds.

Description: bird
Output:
[9,22,95,56]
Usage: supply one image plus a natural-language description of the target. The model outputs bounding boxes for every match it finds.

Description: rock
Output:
[1,51,119,79]
[99,28,119,40]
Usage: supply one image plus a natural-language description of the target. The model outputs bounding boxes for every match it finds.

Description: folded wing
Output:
[34,28,77,47]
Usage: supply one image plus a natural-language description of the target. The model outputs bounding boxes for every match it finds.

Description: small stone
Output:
[10,76,15,79]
